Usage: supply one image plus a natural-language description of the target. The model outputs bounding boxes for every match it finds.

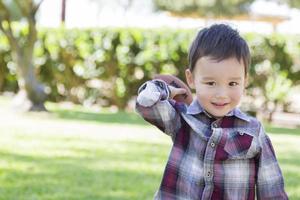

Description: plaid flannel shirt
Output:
[136,80,288,200]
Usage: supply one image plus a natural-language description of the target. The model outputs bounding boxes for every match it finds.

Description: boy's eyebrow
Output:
[229,77,242,80]
[201,77,242,80]
[201,77,215,80]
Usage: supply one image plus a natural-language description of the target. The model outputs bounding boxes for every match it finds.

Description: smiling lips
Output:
[212,102,229,107]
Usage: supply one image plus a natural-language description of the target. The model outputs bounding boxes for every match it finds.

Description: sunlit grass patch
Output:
[0,96,299,199]
[0,98,170,199]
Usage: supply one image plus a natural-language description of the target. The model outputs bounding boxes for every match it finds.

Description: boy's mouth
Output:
[211,102,229,107]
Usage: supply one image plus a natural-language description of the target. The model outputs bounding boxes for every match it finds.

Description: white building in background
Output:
[37,0,300,34]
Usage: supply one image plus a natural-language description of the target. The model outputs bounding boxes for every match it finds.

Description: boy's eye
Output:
[206,82,216,86]
[229,82,239,86]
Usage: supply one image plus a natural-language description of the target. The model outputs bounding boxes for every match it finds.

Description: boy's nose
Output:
[215,88,227,99]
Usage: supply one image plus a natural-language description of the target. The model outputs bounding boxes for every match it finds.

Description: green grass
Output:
[0,97,299,199]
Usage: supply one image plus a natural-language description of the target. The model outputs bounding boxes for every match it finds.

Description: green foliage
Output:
[246,34,300,114]
[265,71,292,103]
[0,35,17,92]
[154,0,255,17]
[0,28,300,111]
[0,0,22,21]
[35,28,193,109]
[277,0,300,9]
[153,0,300,17]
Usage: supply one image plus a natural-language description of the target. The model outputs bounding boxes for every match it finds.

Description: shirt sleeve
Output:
[256,123,289,200]
[135,79,182,139]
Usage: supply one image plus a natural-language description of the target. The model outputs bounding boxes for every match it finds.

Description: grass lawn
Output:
[0,96,299,200]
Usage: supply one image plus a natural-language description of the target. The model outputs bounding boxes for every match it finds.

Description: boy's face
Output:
[186,56,246,118]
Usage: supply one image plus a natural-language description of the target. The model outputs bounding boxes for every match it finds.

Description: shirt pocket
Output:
[223,130,258,160]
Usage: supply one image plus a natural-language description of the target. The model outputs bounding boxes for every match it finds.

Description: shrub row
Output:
[0,28,299,109]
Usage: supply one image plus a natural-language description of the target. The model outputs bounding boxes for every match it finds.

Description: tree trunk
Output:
[267,101,278,123]
[0,58,5,92]
[13,51,47,111]
[0,0,46,111]
[61,0,66,23]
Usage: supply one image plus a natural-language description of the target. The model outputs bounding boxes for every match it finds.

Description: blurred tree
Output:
[153,0,256,17]
[248,36,299,121]
[264,70,292,122]
[61,0,66,23]
[275,0,300,8]
[0,0,46,111]
[88,0,134,13]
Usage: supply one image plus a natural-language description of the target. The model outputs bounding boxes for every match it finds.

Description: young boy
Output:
[136,24,288,200]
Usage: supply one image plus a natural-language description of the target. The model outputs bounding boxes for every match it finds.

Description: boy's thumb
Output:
[174,88,187,95]
[178,88,187,94]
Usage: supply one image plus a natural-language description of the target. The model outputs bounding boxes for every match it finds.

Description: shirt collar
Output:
[186,99,251,122]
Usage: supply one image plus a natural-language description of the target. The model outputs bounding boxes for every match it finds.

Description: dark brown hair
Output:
[188,24,250,76]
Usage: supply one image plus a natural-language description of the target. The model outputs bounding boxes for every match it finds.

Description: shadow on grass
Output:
[51,109,148,126]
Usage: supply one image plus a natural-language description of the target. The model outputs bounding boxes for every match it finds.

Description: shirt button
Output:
[239,132,244,135]
[212,123,218,128]
[207,171,211,177]
[210,142,215,148]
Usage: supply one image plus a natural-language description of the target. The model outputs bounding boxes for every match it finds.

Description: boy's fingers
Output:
[175,88,187,95]
[170,86,186,93]
[169,86,187,98]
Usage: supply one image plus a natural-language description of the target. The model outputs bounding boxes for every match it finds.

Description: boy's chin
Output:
[211,114,226,119]
[206,110,230,119]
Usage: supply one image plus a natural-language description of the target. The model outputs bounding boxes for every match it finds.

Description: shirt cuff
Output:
[137,79,170,107]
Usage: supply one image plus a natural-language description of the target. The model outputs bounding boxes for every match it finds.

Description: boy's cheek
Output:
[234,89,244,98]
[196,92,211,102]
[230,91,244,104]
[195,85,211,95]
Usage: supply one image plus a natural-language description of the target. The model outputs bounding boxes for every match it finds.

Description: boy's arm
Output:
[256,124,288,200]
[135,79,185,138]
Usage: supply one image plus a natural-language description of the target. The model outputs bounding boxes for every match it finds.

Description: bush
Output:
[36,28,193,109]
[1,28,299,110]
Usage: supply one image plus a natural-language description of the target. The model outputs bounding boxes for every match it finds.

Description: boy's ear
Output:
[185,69,195,89]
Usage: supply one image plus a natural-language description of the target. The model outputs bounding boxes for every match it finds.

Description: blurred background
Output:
[0,0,299,199]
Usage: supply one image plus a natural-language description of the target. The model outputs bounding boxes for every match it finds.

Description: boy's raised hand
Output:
[168,85,187,100]
[153,74,193,105]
